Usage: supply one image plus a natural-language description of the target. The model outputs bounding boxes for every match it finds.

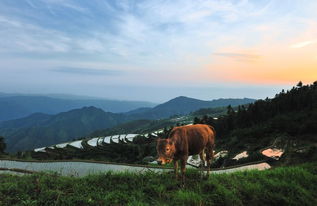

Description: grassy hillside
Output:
[0,163,316,206]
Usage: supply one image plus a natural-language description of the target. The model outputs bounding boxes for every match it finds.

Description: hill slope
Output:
[0,107,127,152]
[127,96,255,119]
[195,82,317,167]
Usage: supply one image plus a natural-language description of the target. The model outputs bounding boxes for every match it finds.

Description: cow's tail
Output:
[208,125,216,139]
[207,125,216,151]
[206,125,216,162]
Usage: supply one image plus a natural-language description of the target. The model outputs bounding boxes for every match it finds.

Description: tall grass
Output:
[0,163,316,206]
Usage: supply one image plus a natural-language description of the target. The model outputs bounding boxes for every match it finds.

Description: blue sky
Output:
[0,0,316,102]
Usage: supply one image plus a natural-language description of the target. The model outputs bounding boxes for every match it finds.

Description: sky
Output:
[0,0,316,103]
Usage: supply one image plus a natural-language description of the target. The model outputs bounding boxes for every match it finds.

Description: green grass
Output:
[0,163,316,206]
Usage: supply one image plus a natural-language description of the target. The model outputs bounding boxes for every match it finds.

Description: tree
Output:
[193,117,200,124]
[0,136,6,154]
[297,81,303,88]
[226,105,234,115]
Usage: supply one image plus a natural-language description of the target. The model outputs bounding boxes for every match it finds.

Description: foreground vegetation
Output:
[0,163,316,206]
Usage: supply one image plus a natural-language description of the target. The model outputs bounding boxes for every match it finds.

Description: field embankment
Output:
[0,163,316,206]
[0,159,270,177]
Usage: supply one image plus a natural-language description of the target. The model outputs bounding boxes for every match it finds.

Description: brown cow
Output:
[156,124,216,185]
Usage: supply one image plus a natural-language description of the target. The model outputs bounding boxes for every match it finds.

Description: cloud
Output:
[52,67,122,76]
[25,0,37,8]
[0,16,22,27]
[0,14,72,53]
[1,0,317,96]
[290,40,317,48]
[0,0,279,61]
[39,0,89,14]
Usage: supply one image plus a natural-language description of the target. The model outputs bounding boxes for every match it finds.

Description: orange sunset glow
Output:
[205,39,317,85]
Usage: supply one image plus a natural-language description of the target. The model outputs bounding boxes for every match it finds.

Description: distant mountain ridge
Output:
[127,96,255,119]
[0,96,256,152]
[0,94,156,121]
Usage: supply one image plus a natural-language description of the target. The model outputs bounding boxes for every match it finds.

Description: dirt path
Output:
[0,159,271,177]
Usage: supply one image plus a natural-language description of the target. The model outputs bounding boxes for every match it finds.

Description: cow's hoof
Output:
[177,181,185,188]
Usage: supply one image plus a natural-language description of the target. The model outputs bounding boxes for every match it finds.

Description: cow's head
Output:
[156,138,176,165]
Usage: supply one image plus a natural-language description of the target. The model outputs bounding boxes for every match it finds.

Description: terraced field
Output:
[30,130,163,163]
[30,126,285,170]
[34,133,142,152]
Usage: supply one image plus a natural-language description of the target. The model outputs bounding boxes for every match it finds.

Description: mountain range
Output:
[0,94,156,121]
[0,96,255,152]
[125,96,255,119]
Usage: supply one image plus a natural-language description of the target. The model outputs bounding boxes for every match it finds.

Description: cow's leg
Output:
[180,156,187,187]
[199,150,206,179]
[199,150,205,168]
[173,159,179,180]
[205,145,214,177]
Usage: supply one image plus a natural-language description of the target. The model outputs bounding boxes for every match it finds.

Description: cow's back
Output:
[169,124,215,156]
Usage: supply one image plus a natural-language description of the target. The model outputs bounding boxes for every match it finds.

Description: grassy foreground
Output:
[0,163,316,206]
